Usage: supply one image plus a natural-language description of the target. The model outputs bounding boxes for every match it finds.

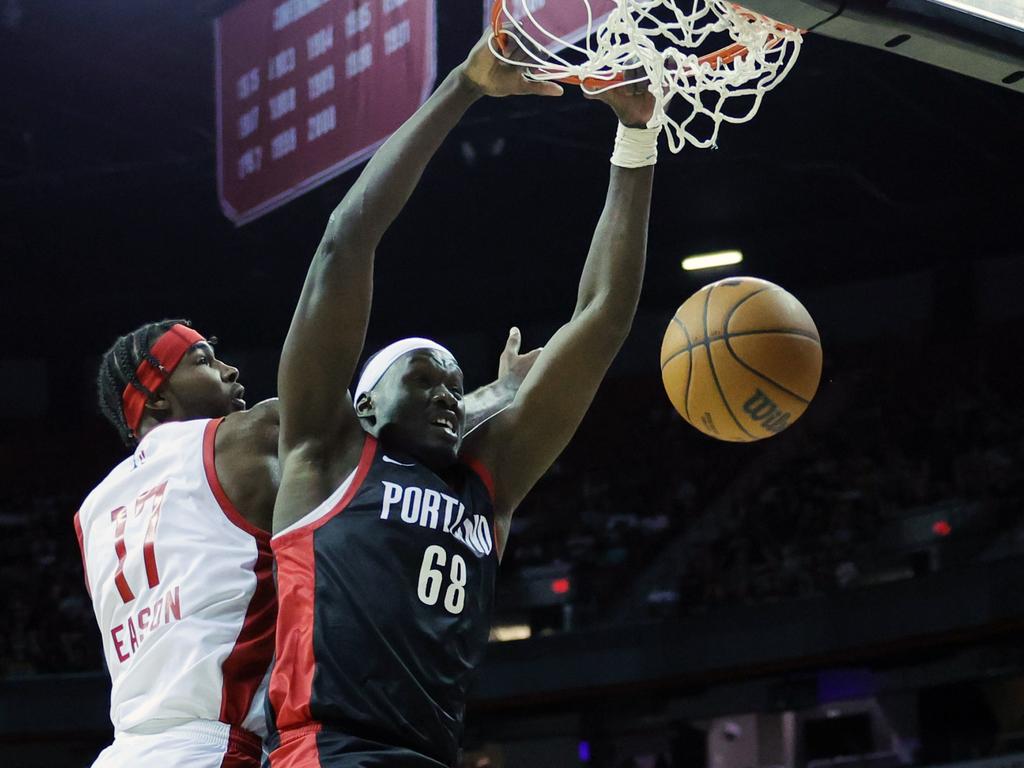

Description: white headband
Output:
[353,337,453,401]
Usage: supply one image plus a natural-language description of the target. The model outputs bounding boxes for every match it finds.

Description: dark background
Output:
[2,1,1024,766]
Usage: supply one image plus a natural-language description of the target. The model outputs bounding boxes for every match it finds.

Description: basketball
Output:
[660,277,822,442]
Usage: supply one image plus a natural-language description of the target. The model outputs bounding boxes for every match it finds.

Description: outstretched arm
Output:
[277,36,560,454]
[278,75,471,462]
[468,87,657,530]
[464,327,543,432]
[275,35,562,529]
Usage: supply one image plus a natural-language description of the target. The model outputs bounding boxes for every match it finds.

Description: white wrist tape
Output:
[610,124,661,168]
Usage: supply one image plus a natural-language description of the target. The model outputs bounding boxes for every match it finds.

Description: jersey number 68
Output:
[416,545,467,615]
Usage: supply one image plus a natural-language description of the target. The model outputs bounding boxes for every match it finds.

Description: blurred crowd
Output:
[0,490,101,677]
[658,344,1024,617]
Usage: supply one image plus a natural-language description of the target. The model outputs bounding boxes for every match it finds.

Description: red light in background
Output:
[551,578,571,594]
[932,520,952,537]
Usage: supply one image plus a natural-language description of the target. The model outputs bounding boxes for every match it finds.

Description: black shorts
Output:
[271,726,450,768]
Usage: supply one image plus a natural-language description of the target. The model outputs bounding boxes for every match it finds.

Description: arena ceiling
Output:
[1,0,1022,355]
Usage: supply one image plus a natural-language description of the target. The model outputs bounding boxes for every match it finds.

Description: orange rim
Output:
[562,73,627,89]
[698,3,802,70]
[490,0,509,55]
[489,0,803,82]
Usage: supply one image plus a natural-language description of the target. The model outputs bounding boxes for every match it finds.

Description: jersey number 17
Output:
[110,481,168,603]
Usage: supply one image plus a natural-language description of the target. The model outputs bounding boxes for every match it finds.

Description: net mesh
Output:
[489,0,804,151]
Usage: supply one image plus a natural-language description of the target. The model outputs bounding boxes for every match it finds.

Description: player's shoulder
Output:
[248,397,280,425]
[216,398,279,455]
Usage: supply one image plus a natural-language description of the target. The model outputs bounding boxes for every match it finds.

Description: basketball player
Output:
[268,32,657,767]
[75,281,536,761]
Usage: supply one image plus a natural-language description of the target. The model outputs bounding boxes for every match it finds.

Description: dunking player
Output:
[268,31,656,767]
[75,323,535,760]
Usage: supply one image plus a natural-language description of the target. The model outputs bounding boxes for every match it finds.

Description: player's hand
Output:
[459,30,564,98]
[497,327,542,390]
[584,73,657,128]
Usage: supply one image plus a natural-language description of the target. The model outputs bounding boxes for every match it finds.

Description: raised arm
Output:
[276,35,561,460]
[277,75,475,460]
[468,87,657,524]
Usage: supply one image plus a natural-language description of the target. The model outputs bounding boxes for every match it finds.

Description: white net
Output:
[489,0,804,151]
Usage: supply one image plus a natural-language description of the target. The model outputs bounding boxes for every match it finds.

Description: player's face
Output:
[159,342,246,420]
[372,351,465,469]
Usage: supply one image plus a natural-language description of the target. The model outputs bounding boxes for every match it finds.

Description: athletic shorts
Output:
[91,719,265,768]
[269,725,449,767]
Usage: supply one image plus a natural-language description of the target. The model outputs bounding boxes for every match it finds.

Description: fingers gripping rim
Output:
[488,0,804,149]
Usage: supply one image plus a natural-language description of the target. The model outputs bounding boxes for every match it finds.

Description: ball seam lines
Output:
[704,284,755,440]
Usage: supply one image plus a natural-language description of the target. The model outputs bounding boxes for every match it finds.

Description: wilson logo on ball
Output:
[742,389,790,434]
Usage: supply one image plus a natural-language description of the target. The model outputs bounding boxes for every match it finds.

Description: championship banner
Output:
[216,0,437,225]
[483,0,613,49]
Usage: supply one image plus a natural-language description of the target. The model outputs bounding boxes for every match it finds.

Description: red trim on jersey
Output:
[220,725,264,768]
[268,529,317,732]
[73,511,91,597]
[271,435,377,546]
[202,416,277,730]
[268,436,376,736]
[269,723,323,768]
[463,456,502,556]
[203,418,271,541]
[218,532,276,729]
[463,456,496,502]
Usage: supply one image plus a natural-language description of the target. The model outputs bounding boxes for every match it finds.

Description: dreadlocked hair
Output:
[97,318,192,447]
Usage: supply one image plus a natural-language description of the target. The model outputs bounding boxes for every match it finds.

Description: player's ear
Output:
[144,391,172,416]
[355,392,376,420]
[140,391,172,427]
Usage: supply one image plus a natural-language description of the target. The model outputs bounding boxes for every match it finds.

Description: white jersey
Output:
[75,418,275,741]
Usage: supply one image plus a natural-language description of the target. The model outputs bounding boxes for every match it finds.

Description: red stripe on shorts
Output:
[220,725,264,768]
[269,724,324,768]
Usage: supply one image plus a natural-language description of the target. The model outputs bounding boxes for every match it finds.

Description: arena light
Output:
[924,0,1024,33]
[551,577,571,594]
[681,250,744,271]
[489,623,531,642]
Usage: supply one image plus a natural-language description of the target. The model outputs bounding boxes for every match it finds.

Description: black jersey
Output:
[267,435,499,767]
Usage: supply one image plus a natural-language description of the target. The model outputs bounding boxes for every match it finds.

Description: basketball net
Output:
[489,0,804,151]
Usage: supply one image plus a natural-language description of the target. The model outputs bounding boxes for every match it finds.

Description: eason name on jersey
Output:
[379,481,492,557]
[110,583,182,663]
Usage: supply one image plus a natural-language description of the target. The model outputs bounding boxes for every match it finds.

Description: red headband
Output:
[121,324,206,434]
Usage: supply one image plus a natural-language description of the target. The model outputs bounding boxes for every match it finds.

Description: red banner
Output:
[484,0,613,49]
[216,0,436,225]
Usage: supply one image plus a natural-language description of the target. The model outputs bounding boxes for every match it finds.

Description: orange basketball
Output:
[660,277,822,442]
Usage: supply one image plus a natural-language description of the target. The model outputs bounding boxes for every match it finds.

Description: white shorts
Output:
[91,720,265,768]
